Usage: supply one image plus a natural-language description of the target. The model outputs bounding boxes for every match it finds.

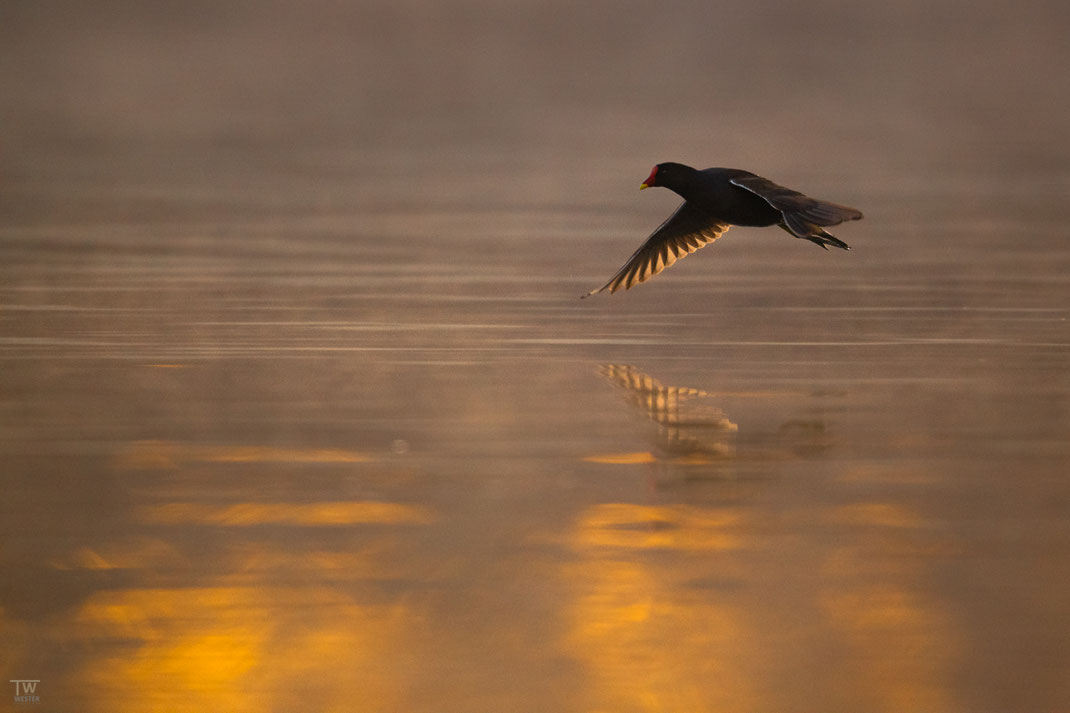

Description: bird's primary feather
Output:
[584,203,730,297]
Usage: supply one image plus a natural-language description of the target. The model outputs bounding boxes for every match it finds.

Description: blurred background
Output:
[2,1,1069,711]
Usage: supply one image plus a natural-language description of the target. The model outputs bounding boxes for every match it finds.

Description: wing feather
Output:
[585,203,730,296]
[729,174,862,237]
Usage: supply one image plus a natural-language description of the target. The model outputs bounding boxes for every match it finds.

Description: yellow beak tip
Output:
[639,183,649,190]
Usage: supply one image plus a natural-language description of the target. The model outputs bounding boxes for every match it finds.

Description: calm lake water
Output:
[2,2,1069,712]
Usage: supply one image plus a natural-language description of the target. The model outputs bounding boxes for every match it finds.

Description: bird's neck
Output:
[666,168,715,205]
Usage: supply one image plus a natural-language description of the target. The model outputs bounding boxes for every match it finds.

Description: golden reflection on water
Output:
[72,586,414,713]
[583,451,658,465]
[29,373,969,713]
[0,361,1046,711]
[565,368,761,711]
[563,506,754,712]
[138,501,434,526]
[17,437,433,712]
[51,506,427,712]
[117,440,373,469]
[565,558,753,713]
[561,496,966,713]
[571,503,745,551]
[564,366,969,712]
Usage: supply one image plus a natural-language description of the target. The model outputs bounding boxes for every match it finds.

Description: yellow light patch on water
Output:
[198,445,369,464]
[116,440,372,469]
[582,451,656,464]
[570,503,744,551]
[73,586,412,713]
[138,501,435,527]
[74,586,264,702]
[563,558,755,712]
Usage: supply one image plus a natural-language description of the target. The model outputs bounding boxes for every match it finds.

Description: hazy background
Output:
[2,1,1069,711]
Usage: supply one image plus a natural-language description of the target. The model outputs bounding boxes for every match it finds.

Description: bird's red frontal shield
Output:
[640,166,658,190]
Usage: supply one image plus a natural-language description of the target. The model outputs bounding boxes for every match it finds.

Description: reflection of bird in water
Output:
[599,364,738,460]
[598,364,834,467]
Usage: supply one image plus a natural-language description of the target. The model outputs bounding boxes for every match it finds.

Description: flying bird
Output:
[584,163,863,297]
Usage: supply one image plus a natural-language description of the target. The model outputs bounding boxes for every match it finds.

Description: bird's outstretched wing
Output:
[584,203,730,297]
[728,175,863,235]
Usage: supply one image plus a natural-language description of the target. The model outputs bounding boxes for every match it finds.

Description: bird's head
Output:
[639,162,689,191]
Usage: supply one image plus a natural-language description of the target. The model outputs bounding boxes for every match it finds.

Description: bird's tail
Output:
[778,221,850,251]
[780,200,861,251]
[788,200,863,229]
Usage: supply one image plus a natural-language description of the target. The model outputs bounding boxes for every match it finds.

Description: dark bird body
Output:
[665,167,782,226]
[585,162,863,296]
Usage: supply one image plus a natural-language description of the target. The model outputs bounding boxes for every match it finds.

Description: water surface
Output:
[2,2,1069,711]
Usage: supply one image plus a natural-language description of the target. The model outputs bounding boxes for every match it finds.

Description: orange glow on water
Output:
[582,451,657,464]
[117,440,372,470]
[563,503,756,712]
[137,501,435,526]
[72,586,414,713]
[571,503,745,551]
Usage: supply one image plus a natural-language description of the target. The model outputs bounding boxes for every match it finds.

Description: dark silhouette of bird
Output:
[584,162,863,297]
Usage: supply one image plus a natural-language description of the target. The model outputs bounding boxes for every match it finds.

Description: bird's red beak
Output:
[640,166,657,190]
